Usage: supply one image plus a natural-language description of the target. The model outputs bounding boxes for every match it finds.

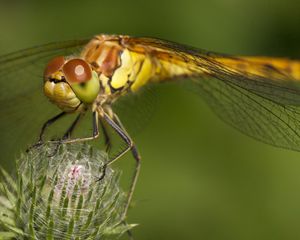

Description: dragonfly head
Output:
[43,56,100,112]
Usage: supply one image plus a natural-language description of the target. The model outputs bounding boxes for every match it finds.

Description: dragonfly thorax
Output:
[81,35,158,95]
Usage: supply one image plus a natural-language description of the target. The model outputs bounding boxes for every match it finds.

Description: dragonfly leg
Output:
[26,111,66,152]
[99,119,112,152]
[102,112,141,221]
[95,162,108,182]
[113,113,141,161]
[49,111,100,144]
[62,113,83,140]
[39,112,66,141]
[48,113,84,156]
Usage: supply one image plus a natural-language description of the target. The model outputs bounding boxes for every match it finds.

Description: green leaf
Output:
[103,223,138,235]
[0,169,17,193]
[0,231,18,239]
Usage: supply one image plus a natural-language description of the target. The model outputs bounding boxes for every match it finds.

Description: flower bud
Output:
[0,143,136,239]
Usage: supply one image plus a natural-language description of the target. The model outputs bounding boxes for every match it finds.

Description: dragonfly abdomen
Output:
[214,56,300,81]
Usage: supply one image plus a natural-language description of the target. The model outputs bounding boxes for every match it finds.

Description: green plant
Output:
[0,143,136,239]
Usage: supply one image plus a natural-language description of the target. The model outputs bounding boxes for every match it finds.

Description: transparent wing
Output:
[112,83,158,136]
[184,77,300,151]
[188,53,300,151]
[0,40,88,167]
[126,37,300,151]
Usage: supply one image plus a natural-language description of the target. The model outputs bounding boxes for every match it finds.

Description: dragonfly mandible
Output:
[1,34,300,219]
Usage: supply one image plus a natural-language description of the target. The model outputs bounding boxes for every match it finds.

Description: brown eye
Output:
[63,59,92,83]
[44,56,65,78]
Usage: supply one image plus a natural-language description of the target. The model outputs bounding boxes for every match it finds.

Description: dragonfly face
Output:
[44,56,101,112]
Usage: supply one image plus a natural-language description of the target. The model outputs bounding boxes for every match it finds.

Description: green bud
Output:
[0,143,136,239]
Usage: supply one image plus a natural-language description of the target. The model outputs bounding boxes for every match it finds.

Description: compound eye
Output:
[63,59,92,83]
[44,56,65,78]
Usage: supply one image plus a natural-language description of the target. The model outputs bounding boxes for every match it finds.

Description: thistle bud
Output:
[0,143,136,239]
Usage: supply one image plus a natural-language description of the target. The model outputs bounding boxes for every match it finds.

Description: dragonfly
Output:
[1,34,300,220]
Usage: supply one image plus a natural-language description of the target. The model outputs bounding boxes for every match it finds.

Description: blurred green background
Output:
[1,0,300,239]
